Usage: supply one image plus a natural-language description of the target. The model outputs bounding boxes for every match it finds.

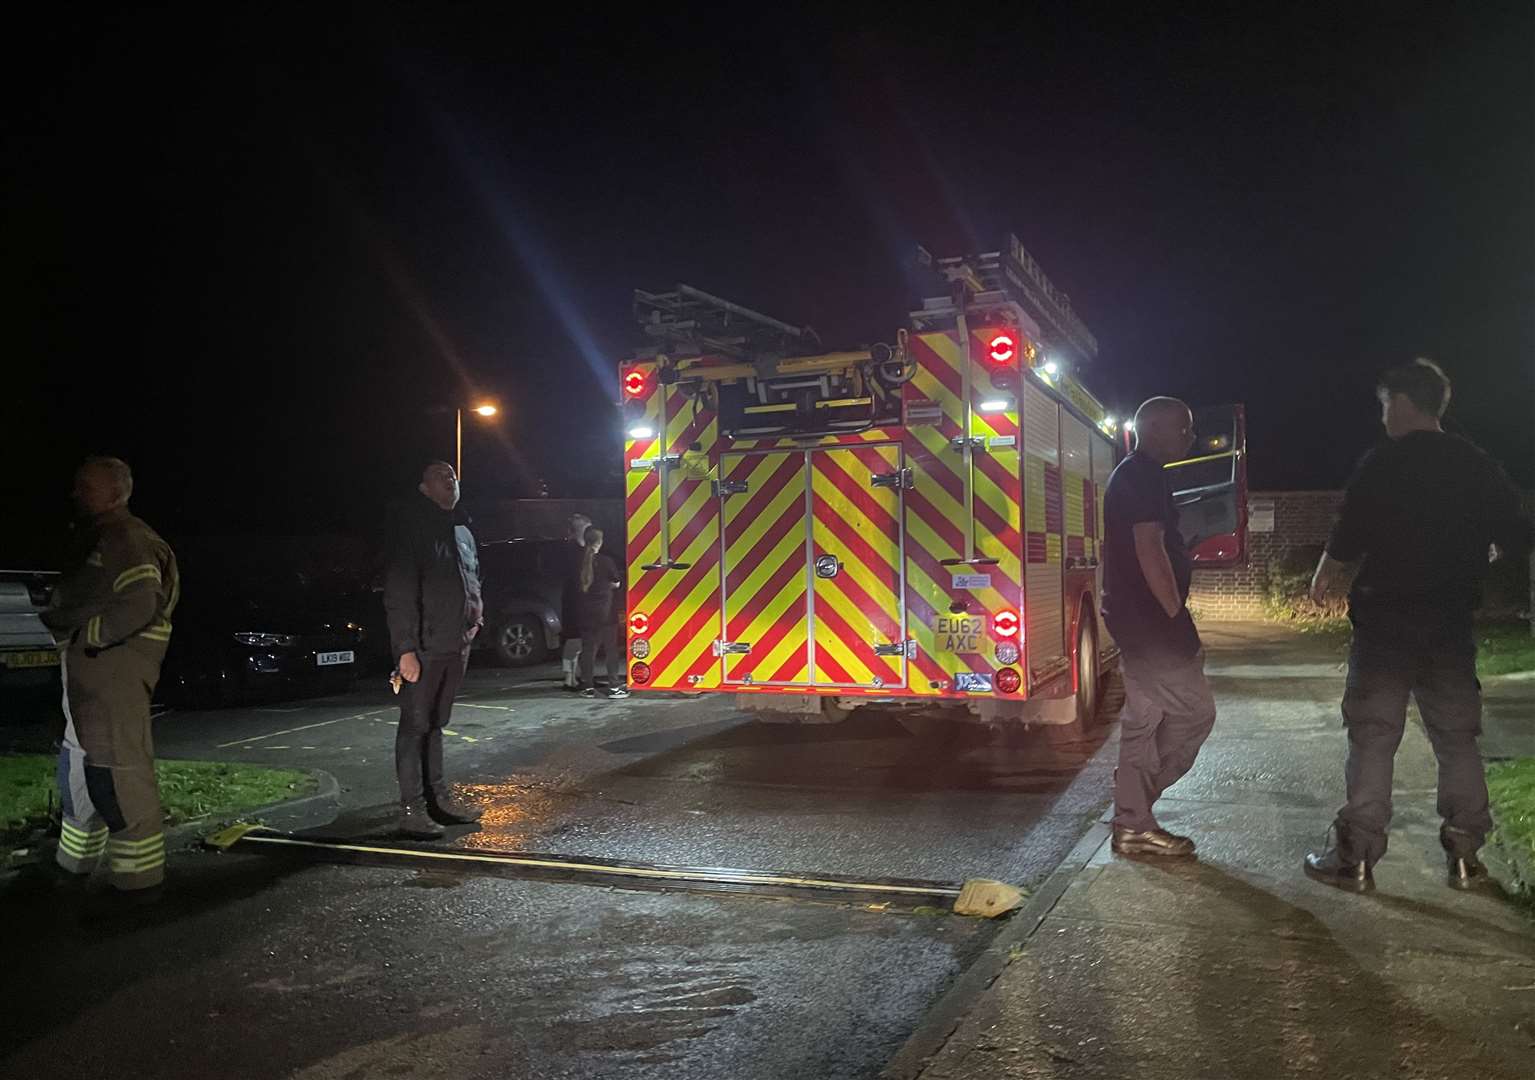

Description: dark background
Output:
[4,4,1531,566]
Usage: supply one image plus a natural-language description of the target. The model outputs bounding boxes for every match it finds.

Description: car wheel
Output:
[493,617,548,667]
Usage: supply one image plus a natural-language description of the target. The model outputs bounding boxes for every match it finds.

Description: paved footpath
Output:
[898,623,1535,1080]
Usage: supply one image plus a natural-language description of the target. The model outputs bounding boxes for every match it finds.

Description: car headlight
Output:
[233,632,299,647]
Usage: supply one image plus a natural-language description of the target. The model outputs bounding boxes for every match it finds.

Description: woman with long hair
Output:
[575,526,628,699]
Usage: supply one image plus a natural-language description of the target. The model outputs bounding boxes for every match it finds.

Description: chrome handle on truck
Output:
[870,468,914,490]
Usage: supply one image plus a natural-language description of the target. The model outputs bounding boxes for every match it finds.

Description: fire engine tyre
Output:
[492,617,548,667]
[1075,617,1102,727]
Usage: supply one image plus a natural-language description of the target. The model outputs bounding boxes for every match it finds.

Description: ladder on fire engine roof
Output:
[911,235,1100,368]
[633,284,822,360]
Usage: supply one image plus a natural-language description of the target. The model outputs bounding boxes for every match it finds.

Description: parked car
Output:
[157,579,368,708]
[0,571,60,693]
[477,538,573,666]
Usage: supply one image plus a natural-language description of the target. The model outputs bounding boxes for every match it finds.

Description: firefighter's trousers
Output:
[55,649,166,890]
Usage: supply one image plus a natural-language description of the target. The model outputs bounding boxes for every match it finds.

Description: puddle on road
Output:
[547,965,759,1059]
[452,781,564,850]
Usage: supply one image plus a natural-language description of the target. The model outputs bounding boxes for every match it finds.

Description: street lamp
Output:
[456,403,499,480]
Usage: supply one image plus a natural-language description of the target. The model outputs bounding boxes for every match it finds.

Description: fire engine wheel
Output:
[1075,618,1101,727]
[492,617,548,667]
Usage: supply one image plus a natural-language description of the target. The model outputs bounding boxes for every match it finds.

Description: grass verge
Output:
[1487,758,1535,893]
[1,754,316,848]
[1259,614,1534,678]
[1476,622,1535,677]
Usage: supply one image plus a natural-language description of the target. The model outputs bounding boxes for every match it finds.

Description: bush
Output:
[1263,543,1350,631]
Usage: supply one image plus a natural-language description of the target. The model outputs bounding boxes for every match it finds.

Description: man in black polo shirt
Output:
[1306,359,1530,892]
[1100,396,1213,857]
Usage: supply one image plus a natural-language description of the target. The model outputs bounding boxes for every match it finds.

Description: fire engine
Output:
[619,237,1246,727]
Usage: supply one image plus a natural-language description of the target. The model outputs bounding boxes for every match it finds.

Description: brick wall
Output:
[1188,490,1342,621]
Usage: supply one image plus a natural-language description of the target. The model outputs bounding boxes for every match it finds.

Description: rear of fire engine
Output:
[619,238,1246,728]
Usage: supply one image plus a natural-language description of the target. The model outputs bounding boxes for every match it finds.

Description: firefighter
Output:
[384,461,485,839]
[1306,359,1532,892]
[41,457,179,895]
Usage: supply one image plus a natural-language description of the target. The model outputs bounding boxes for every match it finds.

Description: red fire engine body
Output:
[619,238,1245,726]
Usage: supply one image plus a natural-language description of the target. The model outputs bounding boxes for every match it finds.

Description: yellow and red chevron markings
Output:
[622,319,1104,703]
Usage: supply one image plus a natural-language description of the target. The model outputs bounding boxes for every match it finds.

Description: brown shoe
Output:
[1111,826,1196,857]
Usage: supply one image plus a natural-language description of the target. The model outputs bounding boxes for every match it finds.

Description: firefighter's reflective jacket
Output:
[43,509,179,661]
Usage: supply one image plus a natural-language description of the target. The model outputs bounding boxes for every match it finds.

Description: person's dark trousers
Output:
[1335,627,1491,867]
[578,628,623,688]
[1112,649,1218,832]
[395,649,469,806]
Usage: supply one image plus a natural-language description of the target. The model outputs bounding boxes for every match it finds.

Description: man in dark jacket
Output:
[1307,359,1532,892]
[558,513,592,690]
[384,461,485,838]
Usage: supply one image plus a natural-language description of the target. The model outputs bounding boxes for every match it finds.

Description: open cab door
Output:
[1166,404,1248,568]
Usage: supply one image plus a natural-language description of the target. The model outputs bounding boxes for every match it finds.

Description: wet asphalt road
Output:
[0,638,1144,1079]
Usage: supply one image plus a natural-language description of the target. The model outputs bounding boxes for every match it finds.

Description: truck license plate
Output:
[931,615,984,653]
[953,672,994,693]
[316,651,354,667]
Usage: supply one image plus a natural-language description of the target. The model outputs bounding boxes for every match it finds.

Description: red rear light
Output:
[628,611,650,636]
[996,668,1021,694]
[629,662,652,686]
[992,610,1020,639]
[986,332,1016,365]
[623,370,648,397]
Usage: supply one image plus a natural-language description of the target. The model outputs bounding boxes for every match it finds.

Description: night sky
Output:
[5,5,1531,566]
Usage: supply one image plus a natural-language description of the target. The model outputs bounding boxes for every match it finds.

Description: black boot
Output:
[1442,827,1492,892]
[428,789,483,826]
[398,802,445,840]
[1447,854,1492,892]
[1303,845,1373,893]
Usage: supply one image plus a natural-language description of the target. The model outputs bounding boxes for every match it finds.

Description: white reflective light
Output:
[1042,361,1059,377]
[1124,420,1136,433]
[1103,416,1118,430]
[627,425,656,440]
[978,399,1011,413]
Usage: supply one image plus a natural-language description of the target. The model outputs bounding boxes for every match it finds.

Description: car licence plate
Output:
[1,649,60,669]
[316,651,354,667]
[953,672,994,693]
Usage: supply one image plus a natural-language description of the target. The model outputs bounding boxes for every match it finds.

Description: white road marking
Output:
[216,710,388,749]
[458,703,515,711]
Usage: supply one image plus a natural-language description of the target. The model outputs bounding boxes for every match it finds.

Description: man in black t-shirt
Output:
[1305,359,1531,893]
[1100,397,1214,857]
